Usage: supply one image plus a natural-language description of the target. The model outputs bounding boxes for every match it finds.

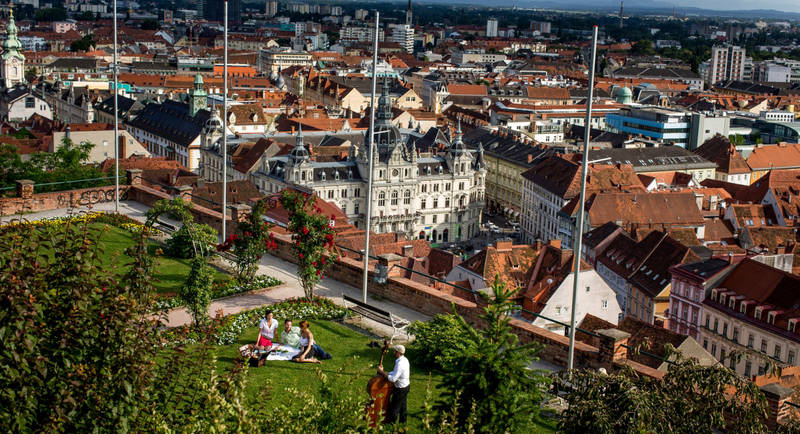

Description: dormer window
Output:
[789,319,797,333]
[334,171,340,180]
[768,312,776,325]
[720,294,727,305]
[729,298,736,310]
[320,172,326,181]
[740,302,748,314]
[711,290,717,302]
[755,306,762,320]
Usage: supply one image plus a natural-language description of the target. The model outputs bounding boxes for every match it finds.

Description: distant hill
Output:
[413,0,800,18]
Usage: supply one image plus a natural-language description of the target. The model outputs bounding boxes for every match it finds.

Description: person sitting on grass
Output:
[255,310,278,349]
[292,320,332,363]
[280,318,302,348]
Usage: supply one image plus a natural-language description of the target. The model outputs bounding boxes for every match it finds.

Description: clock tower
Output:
[1,6,24,89]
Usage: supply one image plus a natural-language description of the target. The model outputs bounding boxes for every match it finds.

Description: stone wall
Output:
[0,180,131,216]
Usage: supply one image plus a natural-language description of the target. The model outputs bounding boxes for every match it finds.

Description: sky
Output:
[669,0,800,13]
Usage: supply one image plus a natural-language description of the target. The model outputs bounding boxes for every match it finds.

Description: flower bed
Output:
[0,212,159,235]
[162,297,346,346]
[214,296,346,345]
[152,275,283,310]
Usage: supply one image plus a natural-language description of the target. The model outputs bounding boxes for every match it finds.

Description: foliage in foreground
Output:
[555,352,769,434]
[0,218,160,432]
[408,313,476,370]
[435,276,551,433]
[165,222,218,259]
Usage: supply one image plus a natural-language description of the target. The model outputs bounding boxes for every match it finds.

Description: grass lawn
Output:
[214,320,557,432]
[40,222,230,294]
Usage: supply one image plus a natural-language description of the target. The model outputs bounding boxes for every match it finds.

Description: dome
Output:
[288,123,310,164]
[203,108,223,135]
[2,12,21,52]
[616,86,633,104]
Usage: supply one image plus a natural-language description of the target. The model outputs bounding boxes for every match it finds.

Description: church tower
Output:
[1,6,25,89]
[405,0,412,26]
[189,73,207,117]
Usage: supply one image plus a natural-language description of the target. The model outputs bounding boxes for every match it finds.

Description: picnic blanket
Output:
[239,344,301,362]
[266,344,301,361]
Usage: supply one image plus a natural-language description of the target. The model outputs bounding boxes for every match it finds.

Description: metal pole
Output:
[567,25,598,372]
[221,0,228,242]
[113,0,119,212]
[362,11,379,303]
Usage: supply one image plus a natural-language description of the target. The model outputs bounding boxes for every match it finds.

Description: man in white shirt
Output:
[378,344,410,424]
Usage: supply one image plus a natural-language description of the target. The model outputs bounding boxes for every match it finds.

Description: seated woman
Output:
[292,320,332,363]
[255,310,278,350]
[280,319,302,348]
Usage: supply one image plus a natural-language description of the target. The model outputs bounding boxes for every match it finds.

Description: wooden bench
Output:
[342,294,410,344]
[156,219,177,233]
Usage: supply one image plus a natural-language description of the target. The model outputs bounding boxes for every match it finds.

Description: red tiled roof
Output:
[694,135,751,175]
[446,84,487,96]
[747,143,800,171]
[525,86,570,100]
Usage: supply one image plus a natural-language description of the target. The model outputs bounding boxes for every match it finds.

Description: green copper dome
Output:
[2,9,23,58]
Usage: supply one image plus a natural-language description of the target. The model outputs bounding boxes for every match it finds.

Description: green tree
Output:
[408,314,476,370]
[70,34,95,52]
[34,7,66,21]
[436,276,551,433]
[217,198,277,282]
[165,223,217,259]
[76,11,97,21]
[632,39,656,56]
[556,352,769,433]
[180,256,215,328]
[279,191,338,300]
[24,67,37,83]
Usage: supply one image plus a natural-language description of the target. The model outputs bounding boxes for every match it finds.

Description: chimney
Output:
[307,143,313,156]
[291,125,296,134]
[728,251,735,264]
[548,239,561,249]
[119,135,127,158]
[527,154,533,163]
[401,244,414,257]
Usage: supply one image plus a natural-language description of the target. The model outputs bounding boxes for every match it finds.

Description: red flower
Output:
[312,261,317,267]
[316,270,321,276]
[302,226,309,235]
[321,257,326,265]
[302,192,308,198]
[330,214,336,220]
[299,253,304,259]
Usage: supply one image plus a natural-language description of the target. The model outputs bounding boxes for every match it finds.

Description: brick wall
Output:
[0,183,131,216]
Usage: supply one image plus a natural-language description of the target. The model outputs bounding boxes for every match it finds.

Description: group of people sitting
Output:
[255,310,332,363]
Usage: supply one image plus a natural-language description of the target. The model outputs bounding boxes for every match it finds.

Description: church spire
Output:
[1,2,25,88]
[406,0,412,26]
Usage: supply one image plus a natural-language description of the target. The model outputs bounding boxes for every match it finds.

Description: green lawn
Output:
[214,320,557,432]
[42,223,230,295]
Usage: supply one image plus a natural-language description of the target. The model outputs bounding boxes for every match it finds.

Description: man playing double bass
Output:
[377,344,410,424]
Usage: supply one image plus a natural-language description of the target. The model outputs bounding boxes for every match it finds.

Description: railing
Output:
[1,175,126,197]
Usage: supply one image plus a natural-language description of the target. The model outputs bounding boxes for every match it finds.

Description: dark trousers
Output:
[386,385,409,424]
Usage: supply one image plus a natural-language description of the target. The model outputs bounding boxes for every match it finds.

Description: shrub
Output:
[408,314,475,370]
[165,223,217,258]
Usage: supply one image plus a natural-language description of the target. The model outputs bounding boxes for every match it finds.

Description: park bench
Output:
[342,294,410,344]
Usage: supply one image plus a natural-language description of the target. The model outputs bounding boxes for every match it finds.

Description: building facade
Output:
[707,45,746,86]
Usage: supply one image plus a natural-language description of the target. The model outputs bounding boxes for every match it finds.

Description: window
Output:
[720,349,726,364]
[748,334,754,349]
[733,328,739,343]
[432,215,437,224]
[378,192,385,207]
[703,339,708,349]
[445,183,451,191]
[404,190,411,205]
[421,184,427,193]
[601,299,608,309]
[775,345,782,361]
[745,360,752,377]
[761,339,768,353]
[433,199,438,208]
[713,318,718,332]
[705,315,710,329]
[768,312,776,324]
[790,351,795,365]
[758,364,766,376]
[341,189,347,198]
[755,307,762,320]
[327,190,334,199]
[421,199,426,209]
[711,343,717,356]
[390,191,398,206]
[354,203,359,214]
[25,97,34,108]
[433,184,439,193]
[354,188,361,197]
[722,323,728,337]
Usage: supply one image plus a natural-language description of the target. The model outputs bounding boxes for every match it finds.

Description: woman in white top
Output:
[292,320,331,363]
[256,310,278,349]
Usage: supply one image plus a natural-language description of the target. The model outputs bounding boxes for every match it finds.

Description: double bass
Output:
[366,340,393,426]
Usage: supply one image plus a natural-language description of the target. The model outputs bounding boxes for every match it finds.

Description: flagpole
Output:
[221,0,228,241]
[362,11,379,303]
[567,25,598,372]
[113,0,119,212]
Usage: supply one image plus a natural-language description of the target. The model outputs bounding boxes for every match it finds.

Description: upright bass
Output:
[366,340,393,426]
